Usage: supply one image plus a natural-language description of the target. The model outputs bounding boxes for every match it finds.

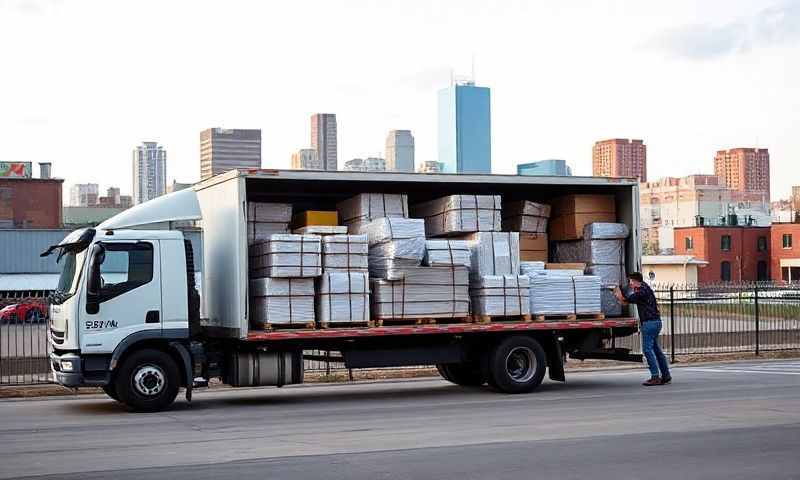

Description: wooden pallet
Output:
[471,313,533,324]
[319,321,374,329]
[532,312,605,322]
[374,316,473,327]
[261,321,316,331]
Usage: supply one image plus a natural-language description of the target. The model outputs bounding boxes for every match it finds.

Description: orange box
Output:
[549,212,616,241]
[551,194,616,216]
[291,210,338,229]
[520,233,548,261]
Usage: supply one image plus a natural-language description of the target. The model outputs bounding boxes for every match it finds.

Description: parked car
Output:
[0,302,47,324]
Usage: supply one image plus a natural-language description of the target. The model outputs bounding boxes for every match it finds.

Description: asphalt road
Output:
[1,360,799,480]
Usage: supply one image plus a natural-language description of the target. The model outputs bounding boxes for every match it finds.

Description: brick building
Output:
[0,177,64,228]
[592,138,647,182]
[770,223,800,282]
[714,148,770,201]
[673,226,770,283]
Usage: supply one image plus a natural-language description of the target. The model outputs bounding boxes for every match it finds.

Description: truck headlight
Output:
[60,360,75,372]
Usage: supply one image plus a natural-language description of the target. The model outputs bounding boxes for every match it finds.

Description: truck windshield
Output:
[52,249,86,305]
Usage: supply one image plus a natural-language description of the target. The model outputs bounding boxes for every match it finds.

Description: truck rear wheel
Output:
[484,336,546,394]
[436,363,486,386]
[115,349,180,412]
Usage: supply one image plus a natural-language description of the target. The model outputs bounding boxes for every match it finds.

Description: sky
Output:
[1,0,798,200]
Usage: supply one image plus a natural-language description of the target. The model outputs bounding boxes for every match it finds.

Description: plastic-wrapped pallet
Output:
[317,272,370,323]
[502,201,551,234]
[249,234,322,278]
[362,217,426,279]
[553,239,626,266]
[294,225,349,235]
[456,232,520,282]
[371,266,470,319]
[600,286,623,316]
[247,202,292,244]
[321,234,368,273]
[471,275,531,316]
[423,240,471,268]
[529,274,602,315]
[520,261,546,278]
[249,277,315,328]
[583,222,630,240]
[337,193,409,233]
[412,195,502,236]
[586,264,626,287]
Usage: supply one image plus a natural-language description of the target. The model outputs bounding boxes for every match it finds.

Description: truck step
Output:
[533,312,605,322]
[261,321,316,331]
[471,314,533,324]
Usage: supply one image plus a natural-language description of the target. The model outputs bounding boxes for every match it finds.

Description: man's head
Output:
[627,272,645,288]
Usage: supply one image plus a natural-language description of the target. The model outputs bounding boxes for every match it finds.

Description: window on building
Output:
[721,235,732,251]
[783,234,793,249]
[757,261,768,281]
[685,236,693,250]
[757,236,768,252]
[721,261,732,282]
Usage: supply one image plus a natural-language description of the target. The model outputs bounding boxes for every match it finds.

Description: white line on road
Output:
[684,367,800,376]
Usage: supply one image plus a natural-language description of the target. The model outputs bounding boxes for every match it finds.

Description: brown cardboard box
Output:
[546,262,587,271]
[520,233,548,261]
[549,212,616,241]
[552,194,616,216]
[291,210,338,229]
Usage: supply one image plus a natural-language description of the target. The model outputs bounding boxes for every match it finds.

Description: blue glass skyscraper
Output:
[437,82,491,174]
[517,159,573,176]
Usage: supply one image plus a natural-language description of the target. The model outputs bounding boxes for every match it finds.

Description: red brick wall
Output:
[770,223,800,281]
[0,178,63,228]
[674,226,770,284]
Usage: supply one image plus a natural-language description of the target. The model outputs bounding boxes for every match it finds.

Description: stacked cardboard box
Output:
[412,195,501,237]
[249,277,315,328]
[371,266,470,319]
[549,195,616,241]
[528,274,602,316]
[247,202,292,245]
[502,201,551,234]
[423,240,471,268]
[292,210,347,235]
[317,271,370,324]
[248,234,322,278]
[470,275,530,316]
[337,193,409,233]
[362,217,426,279]
[519,233,548,262]
[321,234,368,273]
[456,232,521,282]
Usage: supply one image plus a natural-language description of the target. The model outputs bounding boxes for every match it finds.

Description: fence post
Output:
[754,284,760,356]
[670,285,676,363]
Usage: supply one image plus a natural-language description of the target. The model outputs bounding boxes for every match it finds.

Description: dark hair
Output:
[628,272,644,283]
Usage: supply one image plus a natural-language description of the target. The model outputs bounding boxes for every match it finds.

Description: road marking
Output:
[685,367,800,376]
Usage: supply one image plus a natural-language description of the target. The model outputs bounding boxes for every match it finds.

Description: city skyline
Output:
[2,1,798,197]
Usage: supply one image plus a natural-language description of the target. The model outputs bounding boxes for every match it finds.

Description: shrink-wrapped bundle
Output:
[601,287,623,317]
[587,264,626,288]
[293,225,349,235]
[583,222,630,240]
[456,232,520,281]
[470,275,531,316]
[248,234,322,278]
[249,277,315,328]
[317,272,370,323]
[520,261,546,278]
[371,266,470,319]
[362,217,426,279]
[529,274,602,315]
[337,193,409,233]
[321,234,368,273]
[247,202,292,244]
[423,240,471,268]
[412,195,502,236]
[502,201,551,234]
[554,239,626,266]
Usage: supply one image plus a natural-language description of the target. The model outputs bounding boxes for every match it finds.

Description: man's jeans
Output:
[641,319,670,378]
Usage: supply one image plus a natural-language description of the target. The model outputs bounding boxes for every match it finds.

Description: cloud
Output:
[644,0,800,60]
[0,0,61,15]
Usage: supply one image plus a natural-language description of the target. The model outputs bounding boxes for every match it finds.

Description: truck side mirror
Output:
[86,243,105,315]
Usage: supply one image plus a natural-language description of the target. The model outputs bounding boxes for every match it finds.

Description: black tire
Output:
[102,384,121,402]
[115,349,180,412]
[438,363,486,386]
[484,336,547,394]
[436,364,454,382]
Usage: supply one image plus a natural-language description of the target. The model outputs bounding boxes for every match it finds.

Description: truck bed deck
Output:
[246,317,638,341]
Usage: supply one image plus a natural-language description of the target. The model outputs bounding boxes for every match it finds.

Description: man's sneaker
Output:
[642,377,662,386]
[661,376,672,385]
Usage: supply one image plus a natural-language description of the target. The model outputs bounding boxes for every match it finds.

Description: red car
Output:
[0,302,47,324]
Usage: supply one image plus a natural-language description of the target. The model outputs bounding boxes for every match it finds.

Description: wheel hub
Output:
[505,347,536,383]
[133,364,166,396]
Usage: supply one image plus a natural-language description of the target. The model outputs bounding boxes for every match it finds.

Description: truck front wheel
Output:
[102,384,121,402]
[483,336,546,394]
[115,349,180,412]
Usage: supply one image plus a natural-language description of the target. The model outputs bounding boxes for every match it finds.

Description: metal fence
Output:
[2,283,799,386]
[616,282,800,360]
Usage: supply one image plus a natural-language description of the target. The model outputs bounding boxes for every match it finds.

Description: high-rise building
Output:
[291,148,321,170]
[592,139,647,182]
[792,186,800,213]
[167,181,193,194]
[343,157,386,172]
[132,142,167,205]
[385,130,415,172]
[714,148,770,201]
[517,160,572,176]
[69,183,99,206]
[437,81,491,174]
[200,128,261,180]
[417,160,444,174]
[310,114,338,171]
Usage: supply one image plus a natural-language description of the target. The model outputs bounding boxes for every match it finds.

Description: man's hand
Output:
[613,286,628,305]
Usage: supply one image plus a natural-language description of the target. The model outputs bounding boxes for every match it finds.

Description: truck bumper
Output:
[50,352,109,388]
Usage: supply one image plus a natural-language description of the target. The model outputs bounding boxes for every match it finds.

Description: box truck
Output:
[45,170,642,411]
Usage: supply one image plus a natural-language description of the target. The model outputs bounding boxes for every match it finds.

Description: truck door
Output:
[79,240,162,354]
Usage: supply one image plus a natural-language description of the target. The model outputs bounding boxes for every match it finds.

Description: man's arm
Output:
[613,286,629,306]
